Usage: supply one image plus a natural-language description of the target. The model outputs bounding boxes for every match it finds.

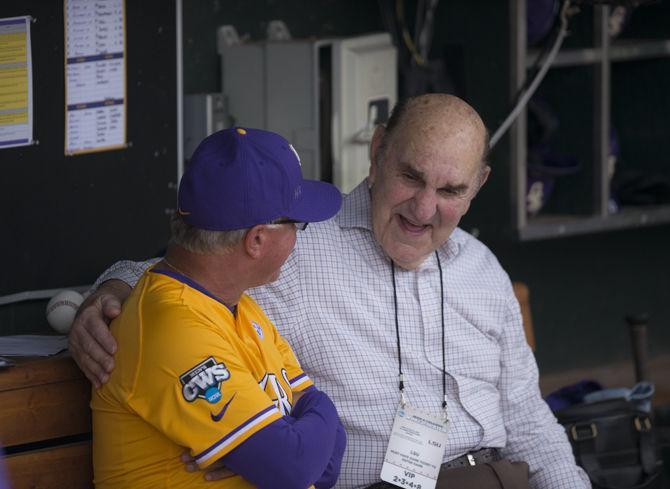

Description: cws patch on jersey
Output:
[180,357,230,404]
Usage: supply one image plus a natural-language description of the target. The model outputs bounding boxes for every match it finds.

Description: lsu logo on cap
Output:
[180,357,230,403]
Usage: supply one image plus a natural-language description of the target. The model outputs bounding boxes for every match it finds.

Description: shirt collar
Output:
[335,178,466,264]
[336,179,374,231]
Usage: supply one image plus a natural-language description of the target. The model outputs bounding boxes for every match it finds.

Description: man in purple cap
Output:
[91,127,345,489]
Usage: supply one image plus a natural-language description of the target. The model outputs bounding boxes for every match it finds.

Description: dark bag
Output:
[556,398,662,489]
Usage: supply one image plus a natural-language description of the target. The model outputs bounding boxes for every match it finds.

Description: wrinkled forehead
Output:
[388,101,486,160]
[389,118,485,172]
[419,101,482,137]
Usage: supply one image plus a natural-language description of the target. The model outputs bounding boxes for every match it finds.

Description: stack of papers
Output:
[0,335,68,357]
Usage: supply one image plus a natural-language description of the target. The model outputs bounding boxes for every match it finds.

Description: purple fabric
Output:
[178,127,342,231]
[544,380,604,412]
[527,0,558,46]
[315,421,347,489]
[222,389,344,488]
[0,445,9,489]
[290,387,346,489]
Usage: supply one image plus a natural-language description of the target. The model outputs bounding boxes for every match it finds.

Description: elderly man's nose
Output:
[412,189,437,222]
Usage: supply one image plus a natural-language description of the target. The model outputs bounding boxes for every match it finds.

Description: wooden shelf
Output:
[527,46,602,68]
[511,2,670,240]
[610,39,670,62]
[520,205,670,240]
[527,39,670,69]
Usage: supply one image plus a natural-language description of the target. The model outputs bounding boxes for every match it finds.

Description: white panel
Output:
[331,33,397,193]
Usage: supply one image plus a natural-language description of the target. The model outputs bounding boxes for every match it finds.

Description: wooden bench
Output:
[512,281,536,351]
[0,354,93,489]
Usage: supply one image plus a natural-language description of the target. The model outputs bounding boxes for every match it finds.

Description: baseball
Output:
[46,290,84,334]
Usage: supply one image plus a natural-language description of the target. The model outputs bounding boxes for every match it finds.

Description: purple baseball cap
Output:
[178,127,342,230]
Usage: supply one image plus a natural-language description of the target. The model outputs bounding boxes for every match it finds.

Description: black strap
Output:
[390,251,446,411]
[638,417,656,476]
[577,438,602,487]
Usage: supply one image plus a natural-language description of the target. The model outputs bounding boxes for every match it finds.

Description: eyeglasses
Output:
[271,219,309,231]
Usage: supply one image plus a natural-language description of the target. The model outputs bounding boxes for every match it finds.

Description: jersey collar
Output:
[150,267,237,315]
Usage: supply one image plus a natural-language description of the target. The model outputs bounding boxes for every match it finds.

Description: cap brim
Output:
[285,180,342,223]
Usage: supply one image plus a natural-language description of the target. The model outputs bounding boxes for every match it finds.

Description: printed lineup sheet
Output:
[0,16,34,149]
[65,0,126,155]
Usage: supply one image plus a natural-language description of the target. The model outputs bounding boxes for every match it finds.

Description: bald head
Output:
[367,93,491,269]
[375,94,489,169]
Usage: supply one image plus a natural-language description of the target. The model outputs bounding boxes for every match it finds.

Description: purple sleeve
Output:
[315,419,346,488]
[291,386,346,488]
[0,446,8,489]
[221,389,343,489]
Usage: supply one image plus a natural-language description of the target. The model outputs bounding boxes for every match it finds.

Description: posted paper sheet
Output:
[0,16,34,149]
[65,0,126,155]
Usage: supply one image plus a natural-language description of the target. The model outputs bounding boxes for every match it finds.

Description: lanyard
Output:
[391,250,448,417]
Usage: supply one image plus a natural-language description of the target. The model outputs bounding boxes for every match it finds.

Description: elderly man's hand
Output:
[181,452,236,481]
[68,279,131,388]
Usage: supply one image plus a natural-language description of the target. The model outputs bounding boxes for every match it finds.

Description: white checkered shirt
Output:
[94,180,590,489]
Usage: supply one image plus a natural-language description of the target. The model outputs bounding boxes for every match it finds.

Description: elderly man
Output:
[91,127,345,488]
[71,94,589,489]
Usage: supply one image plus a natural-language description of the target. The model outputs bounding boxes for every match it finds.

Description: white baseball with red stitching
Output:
[46,290,84,334]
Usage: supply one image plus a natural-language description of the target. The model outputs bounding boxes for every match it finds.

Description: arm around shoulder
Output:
[69,279,131,387]
[69,257,159,387]
[89,258,160,291]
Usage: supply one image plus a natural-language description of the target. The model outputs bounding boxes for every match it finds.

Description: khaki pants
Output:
[366,459,530,489]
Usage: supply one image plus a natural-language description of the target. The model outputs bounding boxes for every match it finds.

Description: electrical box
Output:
[183,93,229,160]
[331,34,397,193]
[219,32,396,192]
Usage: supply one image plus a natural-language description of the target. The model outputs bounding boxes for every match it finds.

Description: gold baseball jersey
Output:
[92,268,313,488]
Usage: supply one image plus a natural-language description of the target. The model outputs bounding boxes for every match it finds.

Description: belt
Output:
[366,448,501,489]
[440,447,500,471]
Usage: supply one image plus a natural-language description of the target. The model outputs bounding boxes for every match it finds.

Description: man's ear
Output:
[478,165,491,192]
[243,225,266,259]
[469,165,491,201]
[368,125,386,185]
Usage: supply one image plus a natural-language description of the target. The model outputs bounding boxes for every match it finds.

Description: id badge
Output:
[380,403,449,489]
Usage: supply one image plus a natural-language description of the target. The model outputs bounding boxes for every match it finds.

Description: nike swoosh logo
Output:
[210,393,236,422]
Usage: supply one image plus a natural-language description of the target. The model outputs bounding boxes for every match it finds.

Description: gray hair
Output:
[169,214,248,254]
